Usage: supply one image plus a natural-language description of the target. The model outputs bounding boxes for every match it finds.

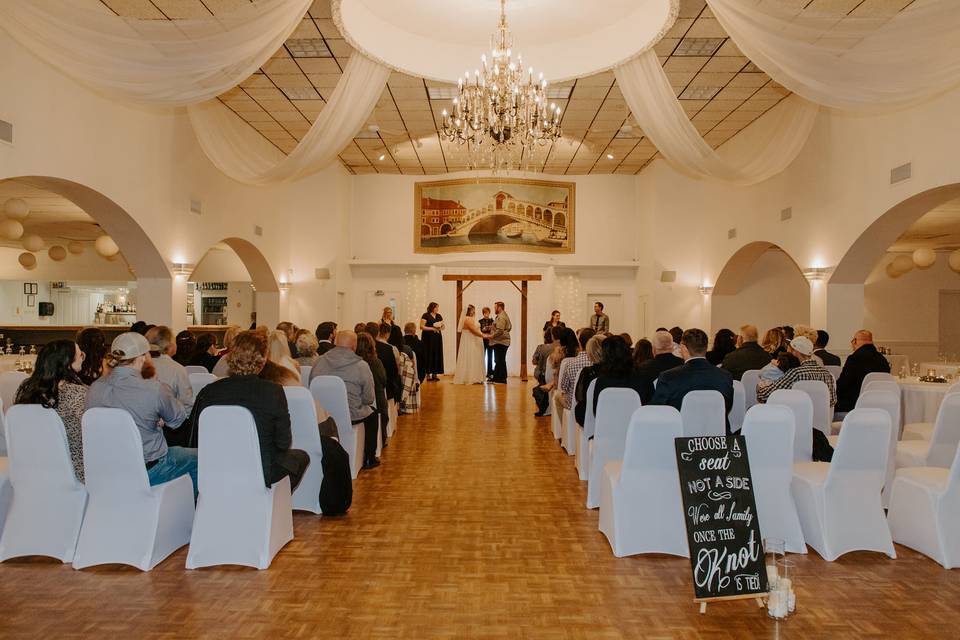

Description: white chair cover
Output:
[0,457,12,535]
[189,372,217,397]
[851,390,901,508]
[742,405,806,554]
[0,397,7,456]
[0,371,27,417]
[741,370,761,409]
[310,376,362,479]
[599,406,687,558]
[680,390,725,437]
[551,359,570,442]
[186,406,293,569]
[575,378,598,482]
[768,389,813,463]
[902,382,960,441]
[73,408,194,571]
[300,366,312,389]
[861,372,896,395]
[888,446,960,569]
[825,365,842,381]
[284,387,325,514]
[0,405,87,563]
[586,389,643,509]
[388,398,399,439]
[794,379,832,435]
[562,384,579,455]
[792,408,895,561]
[185,366,209,376]
[728,380,746,433]
[896,393,960,471]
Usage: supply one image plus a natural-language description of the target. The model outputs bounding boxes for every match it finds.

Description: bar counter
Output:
[0,324,229,347]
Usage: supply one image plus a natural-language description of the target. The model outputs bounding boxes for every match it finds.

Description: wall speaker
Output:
[660,270,677,283]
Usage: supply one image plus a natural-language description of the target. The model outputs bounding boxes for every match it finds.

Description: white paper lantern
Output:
[95,234,119,258]
[48,245,67,261]
[913,247,936,269]
[4,198,29,220]
[0,218,24,240]
[949,249,960,273]
[891,254,914,276]
[67,241,84,255]
[21,234,44,252]
[885,262,903,279]
[18,252,37,270]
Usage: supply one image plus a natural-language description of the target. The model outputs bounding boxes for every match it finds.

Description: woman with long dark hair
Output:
[707,328,737,366]
[15,339,87,482]
[587,335,648,421]
[356,332,388,457]
[419,301,444,381]
[632,338,654,370]
[75,327,107,386]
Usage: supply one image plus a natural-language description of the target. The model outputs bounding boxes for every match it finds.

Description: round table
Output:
[900,377,955,423]
[918,362,960,378]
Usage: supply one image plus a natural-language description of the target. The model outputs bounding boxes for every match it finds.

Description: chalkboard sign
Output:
[674,435,768,603]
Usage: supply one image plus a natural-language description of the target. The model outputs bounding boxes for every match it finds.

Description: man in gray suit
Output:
[590,301,609,333]
[489,301,512,383]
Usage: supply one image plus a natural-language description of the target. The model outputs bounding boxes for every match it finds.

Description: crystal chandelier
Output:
[439,0,563,172]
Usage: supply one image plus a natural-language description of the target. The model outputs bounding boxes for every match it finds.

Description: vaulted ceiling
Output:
[99,0,916,176]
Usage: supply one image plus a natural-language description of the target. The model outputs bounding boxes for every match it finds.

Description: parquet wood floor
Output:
[1,380,959,639]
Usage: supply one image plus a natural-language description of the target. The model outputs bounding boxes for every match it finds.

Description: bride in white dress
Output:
[453,304,486,384]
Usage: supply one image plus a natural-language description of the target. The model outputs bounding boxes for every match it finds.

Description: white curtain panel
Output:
[614,50,819,186]
[707,0,960,111]
[0,0,311,106]
[187,53,390,185]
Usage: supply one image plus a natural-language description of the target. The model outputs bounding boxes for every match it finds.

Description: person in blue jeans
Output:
[86,332,198,498]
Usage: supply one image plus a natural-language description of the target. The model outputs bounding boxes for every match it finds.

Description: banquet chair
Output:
[284,387,325,514]
[541,356,553,418]
[73,408,194,571]
[0,406,87,563]
[186,406,293,570]
[680,390,725,437]
[562,394,577,457]
[388,398,398,439]
[888,446,960,569]
[902,382,960,441]
[767,389,813,463]
[728,380,746,432]
[832,381,902,436]
[300,366,311,389]
[189,372,217,397]
[0,397,8,455]
[310,375,361,479]
[792,408,895,561]
[794,379,832,434]
[895,393,960,472]
[0,371,27,416]
[185,365,208,376]
[0,456,9,534]
[586,389,642,509]
[743,405,806,553]
[551,359,570,441]
[741,369,762,409]
[860,372,896,395]
[825,365,842,380]
[576,379,598,481]
[598,406,687,558]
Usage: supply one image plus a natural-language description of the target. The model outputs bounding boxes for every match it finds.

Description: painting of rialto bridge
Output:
[414,178,575,253]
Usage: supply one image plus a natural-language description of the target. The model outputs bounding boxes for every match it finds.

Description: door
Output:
[586,293,623,334]
[939,290,960,358]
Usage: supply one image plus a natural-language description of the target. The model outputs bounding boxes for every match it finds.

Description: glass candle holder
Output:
[763,538,784,592]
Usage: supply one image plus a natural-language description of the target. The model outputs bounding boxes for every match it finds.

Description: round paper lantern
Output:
[891,254,914,276]
[0,218,24,240]
[3,198,29,220]
[21,234,43,252]
[95,235,119,258]
[949,249,960,273]
[67,241,84,255]
[886,262,903,279]
[17,252,37,270]
[48,245,67,261]
[913,247,936,269]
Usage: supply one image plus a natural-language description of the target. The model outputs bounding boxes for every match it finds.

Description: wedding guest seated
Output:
[15,340,88,482]
[403,322,426,382]
[211,325,241,377]
[188,333,221,373]
[268,329,301,381]
[86,332,196,497]
[295,332,321,367]
[761,326,787,357]
[353,322,366,334]
[145,325,193,409]
[131,320,149,335]
[706,328,736,366]
[539,327,577,404]
[669,326,683,358]
[358,332,389,450]
[311,331,380,470]
[583,335,646,427]
[574,334,608,426]
[372,322,402,404]
[277,321,299,358]
[632,338,653,370]
[756,336,837,406]
[792,324,824,364]
[532,328,555,386]
[388,327,413,360]
[814,330,841,367]
[835,329,890,414]
[186,331,309,491]
[173,330,196,366]
[782,325,795,341]
[635,330,683,403]
[76,327,108,386]
[557,328,596,411]
[651,329,734,427]
[315,322,337,356]
[619,333,633,349]
[757,351,801,384]
[721,324,772,381]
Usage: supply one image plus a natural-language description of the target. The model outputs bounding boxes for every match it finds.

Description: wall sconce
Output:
[171,262,195,276]
[802,266,832,281]
[279,282,291,292]
[698,284,714,295]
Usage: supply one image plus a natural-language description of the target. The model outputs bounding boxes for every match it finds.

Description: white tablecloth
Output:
[918,362,960,378]
[0,354,36,373]
[900,378,953,423]
[886,354,909,376]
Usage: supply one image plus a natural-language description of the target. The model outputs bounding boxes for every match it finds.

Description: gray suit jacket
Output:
[590,313,609,333]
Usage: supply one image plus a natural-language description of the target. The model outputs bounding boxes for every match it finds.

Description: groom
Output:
[489,301,512,384]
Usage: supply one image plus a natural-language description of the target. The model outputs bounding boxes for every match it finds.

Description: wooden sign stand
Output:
[441,274,541,381]
[697,594,767,615]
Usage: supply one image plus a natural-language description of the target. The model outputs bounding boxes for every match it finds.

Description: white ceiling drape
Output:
[187,53,390,185]
[706,0,960,111]
[0,0,312,107]
[614,50,819,186]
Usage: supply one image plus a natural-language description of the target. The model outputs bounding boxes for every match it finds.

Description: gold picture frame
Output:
[414,177,575,254]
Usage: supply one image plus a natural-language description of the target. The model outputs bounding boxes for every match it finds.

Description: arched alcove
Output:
[712,241,810,334]
[188,238,279,328]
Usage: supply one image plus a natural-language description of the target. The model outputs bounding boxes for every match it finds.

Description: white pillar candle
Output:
[767,590,781,618]
[788,589,796,613]
[766,564,778,588]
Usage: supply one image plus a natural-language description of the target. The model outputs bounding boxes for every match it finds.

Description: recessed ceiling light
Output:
[606,154,615,160]
[286,38,333,58]
[378,154,386,161]
[680,85,722,100]
[674,37,725,57]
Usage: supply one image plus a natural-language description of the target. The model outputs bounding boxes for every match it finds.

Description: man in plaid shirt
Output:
[756,335,837,407]
[557,328,596,409]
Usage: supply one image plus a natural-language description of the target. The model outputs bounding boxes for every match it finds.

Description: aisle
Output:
[1,380,960,638]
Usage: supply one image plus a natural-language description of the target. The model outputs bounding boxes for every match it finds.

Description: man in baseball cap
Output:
[756,333,838,413]
[86,331,197,498]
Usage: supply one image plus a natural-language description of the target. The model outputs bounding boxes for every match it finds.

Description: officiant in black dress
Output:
[420,302,444,381]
